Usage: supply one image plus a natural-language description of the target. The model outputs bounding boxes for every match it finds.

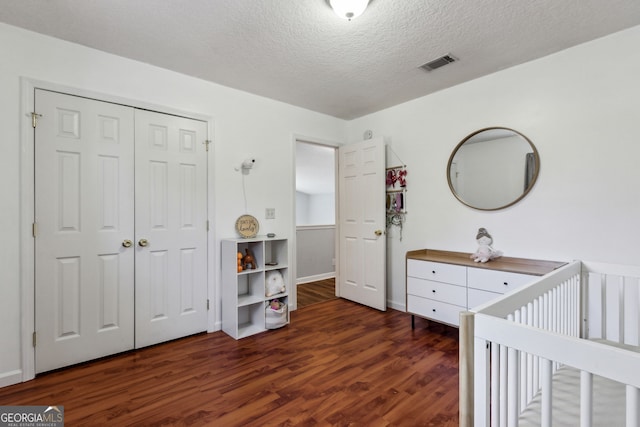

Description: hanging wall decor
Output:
[385,165,407,240]
[385,144,407,240]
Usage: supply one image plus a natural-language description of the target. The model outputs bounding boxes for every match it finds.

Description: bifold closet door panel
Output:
[34,89,136,373]
[134,109,208,348]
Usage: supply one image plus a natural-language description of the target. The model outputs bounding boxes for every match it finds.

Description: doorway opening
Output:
[295,141,337,309]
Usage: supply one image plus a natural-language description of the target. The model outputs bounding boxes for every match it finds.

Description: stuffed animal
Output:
[242,248,257,270]
[471,228,502,263]
[265,270,286,297]
[269,299,284,310]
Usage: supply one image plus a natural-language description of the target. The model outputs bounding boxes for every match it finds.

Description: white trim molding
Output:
[297,273,336,285]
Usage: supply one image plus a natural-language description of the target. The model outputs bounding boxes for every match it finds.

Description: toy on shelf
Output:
[470,227,502,263]
[265,297,287,329]
[265,270,286,297]
[237,252,243,272]
[268,299,285,310]
[242,248,257,270]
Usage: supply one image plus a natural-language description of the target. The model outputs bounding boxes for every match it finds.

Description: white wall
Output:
[308,194,336,224]
[348,26,640,310]
[297,192,335,225]
[296,191,311,224]
[0,23,346,385]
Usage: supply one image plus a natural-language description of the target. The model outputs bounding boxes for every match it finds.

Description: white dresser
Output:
[406,249,565,327]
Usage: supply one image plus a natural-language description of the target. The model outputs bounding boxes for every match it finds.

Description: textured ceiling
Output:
[2,1,640,119]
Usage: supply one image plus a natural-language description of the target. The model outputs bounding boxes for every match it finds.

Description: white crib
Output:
[459,260,640,427]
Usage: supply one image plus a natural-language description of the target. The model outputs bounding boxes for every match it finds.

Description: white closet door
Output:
[34,89,135,373]
[134,110,208,347]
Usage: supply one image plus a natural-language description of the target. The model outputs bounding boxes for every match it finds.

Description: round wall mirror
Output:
[447,127,540,210]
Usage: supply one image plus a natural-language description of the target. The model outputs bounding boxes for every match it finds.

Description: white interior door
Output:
[134,110,208,347]
[34,89,135,373]
[338,138,386,310]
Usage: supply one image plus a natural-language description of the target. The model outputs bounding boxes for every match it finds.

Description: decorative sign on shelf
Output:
[235,214,259,238]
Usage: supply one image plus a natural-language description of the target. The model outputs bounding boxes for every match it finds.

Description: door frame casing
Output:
[19,78,216,383]
[291,134,342,311]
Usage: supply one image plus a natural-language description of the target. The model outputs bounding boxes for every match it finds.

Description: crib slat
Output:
[491,343,501,427]
[474,336,491,427]
[580,370,593,427]
[525,302,534,404]
[551,288,556,328]
[532,298,540,397]
[627,385,640,427]
[624,278,640,345]
[525,351,533,404]
[541,358,552,427]
[575,275,581,335]
[604,275,624,342]
[560,283,565,335]
[617,275,625,342]
[508,346,519,427]
[516,307,527,410]
[500,344,508,427]
[586,272,604,339]
[575,275,581,336]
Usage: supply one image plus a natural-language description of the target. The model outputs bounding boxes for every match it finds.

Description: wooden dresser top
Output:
[406,249,566,276]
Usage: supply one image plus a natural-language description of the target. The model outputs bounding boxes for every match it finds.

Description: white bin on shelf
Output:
[265,302,288,329]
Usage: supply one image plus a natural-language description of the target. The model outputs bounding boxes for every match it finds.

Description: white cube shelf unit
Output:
[221,236,290,339]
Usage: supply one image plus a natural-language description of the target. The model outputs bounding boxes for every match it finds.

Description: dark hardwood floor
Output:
[0,299,459,426]
[297,278,337,308]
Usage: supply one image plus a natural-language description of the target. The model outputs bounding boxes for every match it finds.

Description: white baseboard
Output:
[387,299,406,312]
[0,369,23,388]
[296,272,335,285]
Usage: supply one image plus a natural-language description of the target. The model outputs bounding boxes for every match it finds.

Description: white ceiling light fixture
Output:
[329,0,370,20]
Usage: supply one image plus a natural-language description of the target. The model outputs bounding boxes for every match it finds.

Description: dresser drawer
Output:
[407,277,466,306]
[467,267,535,294]
[468,288,501,309]
[407,259,466,286]
[407,295,463,327]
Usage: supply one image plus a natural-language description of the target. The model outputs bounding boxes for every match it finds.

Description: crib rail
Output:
[461,260,640,427]
[582,261,640,346]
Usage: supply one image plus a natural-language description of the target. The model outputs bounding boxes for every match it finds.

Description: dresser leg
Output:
[411,314,415,329]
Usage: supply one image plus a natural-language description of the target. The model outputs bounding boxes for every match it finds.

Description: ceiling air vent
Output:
[420,54,458,72]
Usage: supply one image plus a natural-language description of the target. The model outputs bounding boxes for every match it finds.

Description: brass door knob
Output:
[374,230,383,236]
[122,239,133,248]
[138,239,149,247]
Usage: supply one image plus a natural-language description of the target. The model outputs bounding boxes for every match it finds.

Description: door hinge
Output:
[31,112,42,128]
[207,299,210,310]
[32,331,37,347]
[203,140,212,152]
[32,222,38,238]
